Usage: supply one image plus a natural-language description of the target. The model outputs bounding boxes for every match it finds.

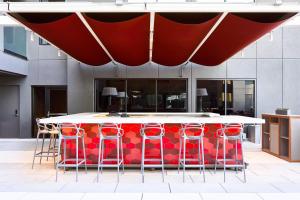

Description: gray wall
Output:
[0,30,67,138]
[1,25,300,138]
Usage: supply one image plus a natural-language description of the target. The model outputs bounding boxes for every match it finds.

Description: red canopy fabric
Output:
[84,13,150,66]
[9,13,111,66]
[9,12,297,67]
[191,13,296,66]
[152,13,221,66]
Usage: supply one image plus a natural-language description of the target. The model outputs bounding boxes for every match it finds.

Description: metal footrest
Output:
[34,151,58,157]
[57,159,86,168]
[142,164,164,168]
[99,159,123,168]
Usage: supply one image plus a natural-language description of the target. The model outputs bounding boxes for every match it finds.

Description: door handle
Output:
[15,109,19,117]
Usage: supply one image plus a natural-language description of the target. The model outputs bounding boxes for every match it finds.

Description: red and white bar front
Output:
[40,113,264,166]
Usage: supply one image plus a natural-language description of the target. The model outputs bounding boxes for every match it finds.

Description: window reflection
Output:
[227,80,255,117]
[127,79,156,112]
[157,79,187,112]
[197,80,225,114]
[95,79,125,112]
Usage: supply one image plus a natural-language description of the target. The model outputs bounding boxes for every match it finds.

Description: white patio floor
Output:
[1,140,300,199]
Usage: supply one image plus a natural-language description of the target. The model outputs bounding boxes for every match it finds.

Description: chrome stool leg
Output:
[141,136,145,183]
[82,136,87,174]
[201,136,206,182]
[214,138,219,174]
[97,138,102,182]
[240,135,246,183]
[198,138,202,174]
[160,135,165,182]
[76,137,79,182]
[32,132,40,169]
[56,136,62,182]
[223,137,226,183]
[121,138,125,174]
[39,133,46,164]
[117,137,120,182]
[177,137,182,174]
[182,138,186,183]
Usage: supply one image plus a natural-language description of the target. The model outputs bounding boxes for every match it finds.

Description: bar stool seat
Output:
[97,123,124,182]
[32,119,58,169]
[214,123,246,182]
[178,123,206,182]
[56,123,87,182]
[140,123,165,183]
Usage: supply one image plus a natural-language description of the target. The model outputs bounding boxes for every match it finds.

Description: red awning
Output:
[9,13,111,66]
[83,13,150,66]
[9,12,297,67]
[191,13,295,66]
[152,13,221,66]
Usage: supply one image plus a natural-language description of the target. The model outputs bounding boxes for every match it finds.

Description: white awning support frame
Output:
[76,12,117,65]
[181,12,228,67]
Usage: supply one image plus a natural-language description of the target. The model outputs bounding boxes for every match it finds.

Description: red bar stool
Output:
[178,123,206,183]
[140,123,165,183]
[56,123,87,182]
[32,119,59,169]
[214,123,246,182]
[97,123,124,182]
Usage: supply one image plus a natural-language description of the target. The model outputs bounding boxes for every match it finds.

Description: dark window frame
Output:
[196,78,256,117]
[94,78,188,113]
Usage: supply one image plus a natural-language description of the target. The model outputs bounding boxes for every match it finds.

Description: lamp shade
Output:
[197,88,208,96]
[102,87,118,96]
[118,91,128,98]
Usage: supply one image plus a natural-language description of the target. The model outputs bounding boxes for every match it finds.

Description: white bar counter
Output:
[39,112,265,125]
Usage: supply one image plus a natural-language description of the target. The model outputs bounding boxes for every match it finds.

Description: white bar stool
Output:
[140,123,165,183]
[97,123,124,182]
[178,123,206,183]
[32,119,59,169]
[214,123,246,183]
[56,123,87,182]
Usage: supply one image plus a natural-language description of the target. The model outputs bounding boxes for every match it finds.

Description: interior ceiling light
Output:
[57,49,61,57]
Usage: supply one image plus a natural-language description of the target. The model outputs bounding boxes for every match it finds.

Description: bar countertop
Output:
[39,112,265,124]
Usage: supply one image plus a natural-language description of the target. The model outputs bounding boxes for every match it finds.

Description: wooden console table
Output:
[262,114,300,162]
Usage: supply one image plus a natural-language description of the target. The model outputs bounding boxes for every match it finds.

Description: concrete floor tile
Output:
[258,193,300,200]
[170,183,225,193]
[59,183,117,193]
[201,193,262,200]
[221,183,281,193]
[142,193,201,200]
[116,183,170,193]
[82,193,142,200]
[21,192,85,200]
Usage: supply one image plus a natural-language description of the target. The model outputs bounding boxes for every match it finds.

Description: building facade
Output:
[1,19,300,138]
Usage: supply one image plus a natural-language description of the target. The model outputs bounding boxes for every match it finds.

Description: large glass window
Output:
[196,80,225,115]
[127,79,156,112]
[95,79,126,112]
[226,80,255,117]
[157,79,187,112]
[4,26,27,59]
[196,79,255,116]
[95,79,188,112]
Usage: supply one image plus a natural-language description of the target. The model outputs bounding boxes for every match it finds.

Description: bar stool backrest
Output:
[142,123,164,129]
[181,123,205,137]
[36,118,48,132]
[99,123,122,137]
[59,123,81,137]
[141,123,165,137]
[222,123,244,137]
